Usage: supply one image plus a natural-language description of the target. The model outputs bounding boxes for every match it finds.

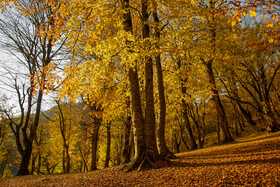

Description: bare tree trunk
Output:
[142,0,159,164]
[152,2,174,159]
[91,117,101,171]
[121,0,146,164]
[122,115,131,164]
[120,0,159,171]
[17,87,44,176]
[17,145,32,175]
[104,122,111,168]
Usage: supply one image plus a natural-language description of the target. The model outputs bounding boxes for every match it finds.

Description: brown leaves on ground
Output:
[1,132,280,186]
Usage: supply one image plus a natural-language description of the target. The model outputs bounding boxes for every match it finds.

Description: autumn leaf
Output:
[0,132,279,186]
[266,22,274,28]
[231,19,237,27]
[213,13,217,18]
[250,10,256,17]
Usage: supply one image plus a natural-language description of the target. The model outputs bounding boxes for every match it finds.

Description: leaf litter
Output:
[0,132,280,186]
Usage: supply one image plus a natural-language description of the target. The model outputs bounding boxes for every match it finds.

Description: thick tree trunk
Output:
[129,67,145,159]
[153,3,174,159]
[142,0,159,164]
[121,0,145,164]
[155,54,173,158]
[144,55,159,161]
[122,115,131,164]
[17,90,44,176]
[17,144,32,176]
[104,123,111,168]
[120,0,160,171]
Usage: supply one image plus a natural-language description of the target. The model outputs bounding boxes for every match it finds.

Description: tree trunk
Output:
[203,0,233,143]
[104,122,111,168]
[172,130,181,153]
[122,115,131,164]
[120,0,159,171]
[121,0,145,164]
[65,144,70,173]
[37,151,41,174]
[57,100,71,173]
[91,117,101,171]
[205,61,233,143]
[30,153,37,174]
[0,160,7,178]
[17,143,32,176]
[264,101,280,132]
[63,149,65,173]
[236,102,257,127]
[153,2,174,159]
[142,0,159,164]
[261,65,280,132]
[181,100,197,150]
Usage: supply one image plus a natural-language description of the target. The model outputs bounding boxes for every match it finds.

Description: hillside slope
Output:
[1,132,280,186]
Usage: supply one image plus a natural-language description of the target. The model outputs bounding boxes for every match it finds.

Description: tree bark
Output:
[17,145,32,175]
[104,122,111,168]
[142,0,159,164]
[153,2,174,159]
[120,0,159,171]
[91,117,101,171]
[122,115,131,164]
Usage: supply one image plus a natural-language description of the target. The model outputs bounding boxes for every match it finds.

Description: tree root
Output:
[119,151,161,172]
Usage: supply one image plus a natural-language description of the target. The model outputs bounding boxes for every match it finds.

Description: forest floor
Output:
[1,131,280,186]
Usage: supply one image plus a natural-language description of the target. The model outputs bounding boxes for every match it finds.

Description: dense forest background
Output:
[0,0,280,177]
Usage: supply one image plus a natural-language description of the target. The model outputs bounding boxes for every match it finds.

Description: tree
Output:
[152,1,174,159]
[199,0,233,143]
[104,122,111,168]
[0,0,65,175]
